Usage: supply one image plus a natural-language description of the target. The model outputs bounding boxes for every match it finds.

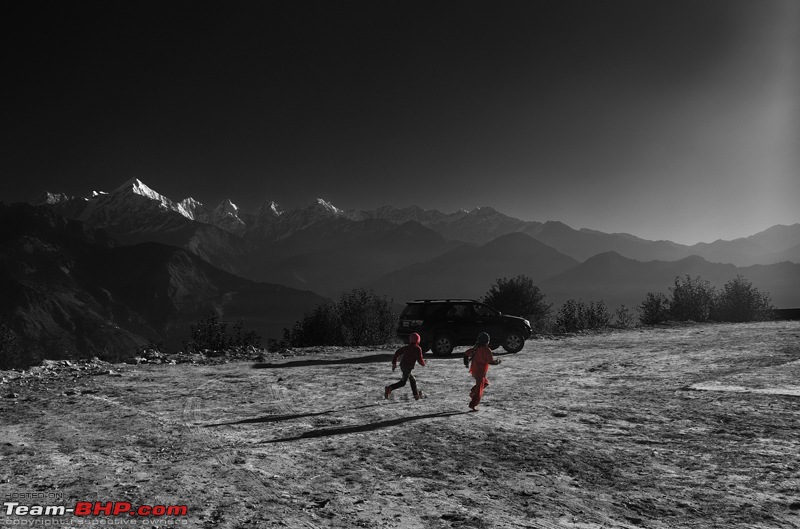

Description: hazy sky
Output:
[3,0,798,244]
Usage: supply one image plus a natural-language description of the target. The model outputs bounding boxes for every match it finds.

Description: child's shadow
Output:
[261,410,471,443]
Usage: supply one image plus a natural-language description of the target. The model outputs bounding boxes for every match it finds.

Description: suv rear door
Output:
[398,302,445,344]
[471,302,504,344]
[444,302,480,343]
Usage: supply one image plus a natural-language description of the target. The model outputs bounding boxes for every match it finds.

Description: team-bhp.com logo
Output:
[4,501,188,517]
[74,503,187,517]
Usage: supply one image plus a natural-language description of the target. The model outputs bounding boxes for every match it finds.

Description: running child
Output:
[462,332,501,411]
[385,332,426,400]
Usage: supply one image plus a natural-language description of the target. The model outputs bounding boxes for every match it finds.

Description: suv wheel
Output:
[503,332,525,353]
[432,333,455,355]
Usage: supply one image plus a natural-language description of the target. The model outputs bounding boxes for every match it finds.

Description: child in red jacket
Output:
[385,332,426,400]
[463,332,501,411]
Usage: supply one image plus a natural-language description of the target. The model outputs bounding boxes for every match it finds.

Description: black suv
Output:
[397,299,532,355]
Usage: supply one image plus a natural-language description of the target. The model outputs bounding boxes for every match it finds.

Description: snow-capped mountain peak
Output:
[312,198,342,216]
[177,197,209,222]
[244,200,284,238]
[178,197,203,208]
[211,199,246,235]
[108,178,176,213]
[295,198,348,222]
[115,177,155,197]
[214,199,240,217]
[38,192,72,205]
[255,200,283,218]
[470,206,499,215]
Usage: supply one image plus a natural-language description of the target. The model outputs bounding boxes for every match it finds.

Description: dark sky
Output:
[3,0,798,244]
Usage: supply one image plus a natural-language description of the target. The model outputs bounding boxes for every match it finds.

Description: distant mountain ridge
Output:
[540,251,800,311]
[38,178,800,268]
[368,232,580,302]
[39,180,253,274]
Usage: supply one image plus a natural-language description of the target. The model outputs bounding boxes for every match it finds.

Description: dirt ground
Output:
[2,321,799,528]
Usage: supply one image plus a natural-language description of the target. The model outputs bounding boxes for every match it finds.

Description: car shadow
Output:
[428,349,519,359]
[261,410,471,443]
[252,349,520,370]
[204,403,385,428]
[252,353,394,369]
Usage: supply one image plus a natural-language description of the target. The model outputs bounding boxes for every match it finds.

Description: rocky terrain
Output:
[1,321,799,528]
[0,202,327,358]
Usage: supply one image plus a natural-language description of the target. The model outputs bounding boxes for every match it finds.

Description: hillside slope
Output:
[0,203,326,358]
[369,232,579,302]
[255,221,461,296]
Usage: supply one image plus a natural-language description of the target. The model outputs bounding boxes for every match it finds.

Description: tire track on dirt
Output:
[268,383,294,415]
[182,369,323,529]
[85,393,184,426]
[74,393,207,523]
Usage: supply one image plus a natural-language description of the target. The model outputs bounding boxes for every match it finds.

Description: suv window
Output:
[446,303,474,319]
[400,303,442,318]
[473,304,499,317]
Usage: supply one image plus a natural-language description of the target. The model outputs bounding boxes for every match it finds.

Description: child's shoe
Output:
[384,386,392,399]
[414,390,423,400]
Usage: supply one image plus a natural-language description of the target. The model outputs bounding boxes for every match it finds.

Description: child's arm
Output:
[488,349,501,365]
[392,348,402,371]
[463,347,474,368]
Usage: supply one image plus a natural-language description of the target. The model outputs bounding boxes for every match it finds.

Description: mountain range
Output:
[0,203,325,357]
[367,232,581,302]
[5,177,798,355]
[36,178,800,294]
[40,178,800,268]
[540,252,800,311]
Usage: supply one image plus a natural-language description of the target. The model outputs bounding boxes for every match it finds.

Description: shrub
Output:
[231,320,262,349]
[284,289,396,347]
[555,299,610,333]
[555,299,582,333]
[185,312,261,355]
[639,292,670,325]
[614,305,636,328]
[536,312,559,334]
[284,301,344,348]
[483,275,551,331]
[337,288,396,346]
[712,275,774,322]
[669,275,715,322]
[585,300,611,329]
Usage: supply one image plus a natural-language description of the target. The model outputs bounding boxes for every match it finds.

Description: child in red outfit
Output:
[463,332,501,411]
[385,332,426,400]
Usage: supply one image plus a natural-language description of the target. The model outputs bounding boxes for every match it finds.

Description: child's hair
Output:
[477,332,490,345]
[409,332,421,345]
